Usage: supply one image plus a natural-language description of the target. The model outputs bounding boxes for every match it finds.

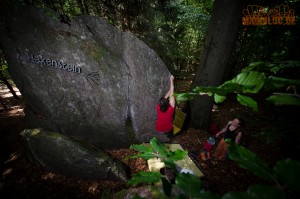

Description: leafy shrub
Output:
[175,55,300,111]
[128,138,300,199]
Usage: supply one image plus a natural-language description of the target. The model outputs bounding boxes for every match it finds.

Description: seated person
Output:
[214,117,245,160]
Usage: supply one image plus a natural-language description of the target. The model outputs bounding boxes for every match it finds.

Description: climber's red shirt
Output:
[156,104,174,132]
[203,141,213,151]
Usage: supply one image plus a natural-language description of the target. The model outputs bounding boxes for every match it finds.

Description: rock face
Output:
[0,6,170,149]
[21,129,131,181]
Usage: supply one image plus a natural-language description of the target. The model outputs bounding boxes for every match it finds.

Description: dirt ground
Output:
[0,83,291,198]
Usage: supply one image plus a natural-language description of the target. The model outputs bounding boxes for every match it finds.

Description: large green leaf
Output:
[266,94,300,106]
[166,149,188,161]
[128,171,161,186]
[130,144,156,160]
[230,71,265,93]
[150,137,168,158]
[214,94,227,103]
[242,61,266,72]
[174,92,196,102]
[218,83,246,93]
[194,84,245,96]
[273,159,300,191]
[130,152,157,160]
[269,60,300,73]
[175,173,203,197]
[174,71,266,103]
[161,177,172,197]
[269,66,281,74]
[237,94,258,112]
[163,159,177,171]
[163,149,188,170]
[130,144,153,153]
[271,51,287,62]
[193,86,229,95]
[227,141,276,182]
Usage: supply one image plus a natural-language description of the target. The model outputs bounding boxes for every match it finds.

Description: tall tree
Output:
[76,0,85,14]
[188,0,244,129]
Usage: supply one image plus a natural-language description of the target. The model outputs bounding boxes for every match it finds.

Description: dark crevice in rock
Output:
[125,115,137,144]
[122,37,135,141]
[85,24,93,36]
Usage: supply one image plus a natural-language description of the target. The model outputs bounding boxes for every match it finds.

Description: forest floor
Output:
[0,82,289,198]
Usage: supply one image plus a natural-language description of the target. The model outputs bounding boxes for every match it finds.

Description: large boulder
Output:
[0,5,170,149]
[21,128,131,181]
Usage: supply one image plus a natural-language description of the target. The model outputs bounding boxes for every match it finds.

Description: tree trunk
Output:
[188,0,243,129]
[58,0,66,15]
[76,0,85,14]
[83,0,90,15]
[0,71,19,99]
[0,95,8,110]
